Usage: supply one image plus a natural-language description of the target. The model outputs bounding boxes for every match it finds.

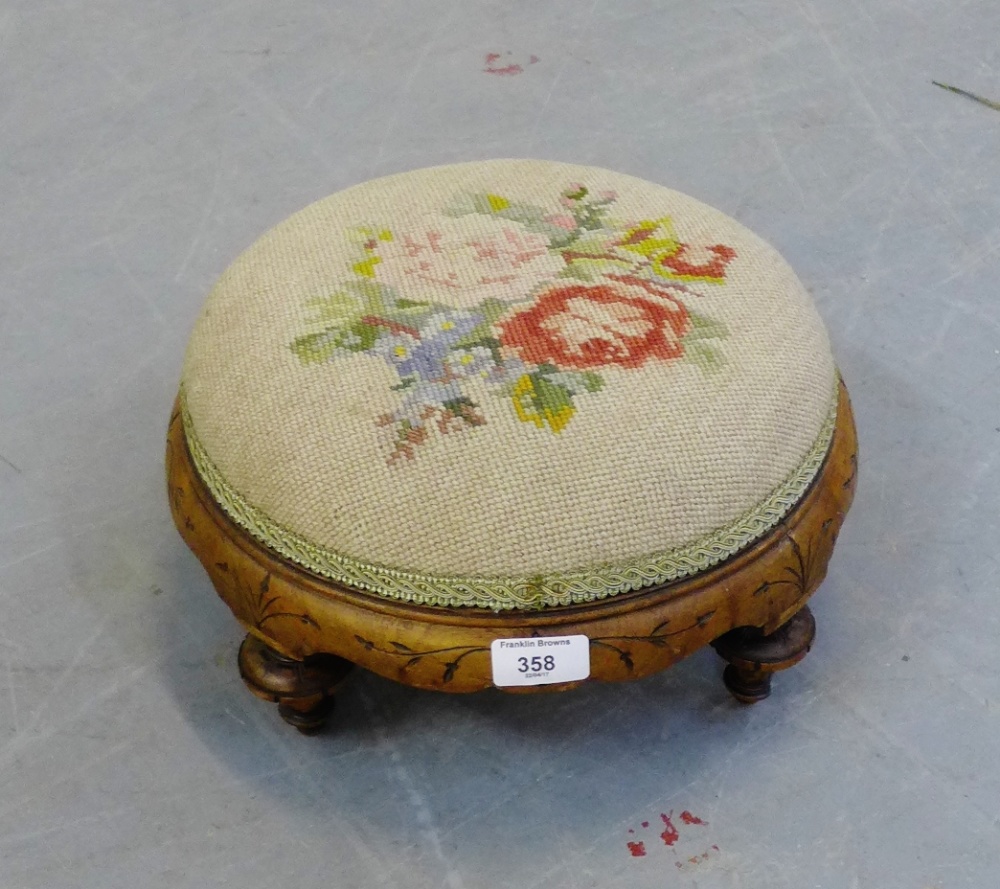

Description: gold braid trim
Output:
[181,385,839,611]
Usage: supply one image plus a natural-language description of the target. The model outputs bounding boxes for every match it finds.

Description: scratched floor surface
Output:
[1,1,997,887]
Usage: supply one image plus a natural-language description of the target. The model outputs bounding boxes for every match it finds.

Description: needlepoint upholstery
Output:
[181,160,837,610]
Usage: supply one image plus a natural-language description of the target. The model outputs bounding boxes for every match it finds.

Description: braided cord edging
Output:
[181,384,839,611]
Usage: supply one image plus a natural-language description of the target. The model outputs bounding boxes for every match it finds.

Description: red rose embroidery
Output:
[499,280,690,371]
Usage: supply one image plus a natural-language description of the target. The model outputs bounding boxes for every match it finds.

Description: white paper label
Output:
[490,635,591,687]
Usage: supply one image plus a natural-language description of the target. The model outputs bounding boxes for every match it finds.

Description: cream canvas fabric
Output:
[181,160,837,610]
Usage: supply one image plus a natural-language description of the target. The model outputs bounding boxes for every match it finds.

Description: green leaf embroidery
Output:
[559,262,595,281]
[685,310,729,342]
[303,289,365,326]
[535,364,605,397]
[290,318,383,363]
[340,278,390,318]
[683,311,729,374]
[684,341,726,374]
[454,299,513,350]
[442,396,485,424]
[512,370,578,433]
[445,193,569,241]
[290,329,341,364]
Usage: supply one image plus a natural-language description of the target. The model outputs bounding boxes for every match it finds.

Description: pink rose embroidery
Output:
[373,216,565,309]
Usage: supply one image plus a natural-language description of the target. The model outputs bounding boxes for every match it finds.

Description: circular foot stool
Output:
[166,160,858,733]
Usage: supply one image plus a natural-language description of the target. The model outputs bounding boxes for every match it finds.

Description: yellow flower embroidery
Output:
[618,217,680,259]
[353,256,382,278]
[486,194,510,212]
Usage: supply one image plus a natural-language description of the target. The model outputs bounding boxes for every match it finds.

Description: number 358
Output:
[518,655,555,673]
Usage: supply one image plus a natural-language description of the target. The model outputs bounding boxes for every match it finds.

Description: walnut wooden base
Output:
[238,635,353,733]
[166,384,856,733]
[711,606,816,703]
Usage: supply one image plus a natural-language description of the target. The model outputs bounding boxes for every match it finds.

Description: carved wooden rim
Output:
[166,383,857,692]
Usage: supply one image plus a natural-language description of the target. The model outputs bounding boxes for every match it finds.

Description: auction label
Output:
[490,635,591,687]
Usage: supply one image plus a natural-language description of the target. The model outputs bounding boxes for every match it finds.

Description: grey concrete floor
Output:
[1,1,997,886]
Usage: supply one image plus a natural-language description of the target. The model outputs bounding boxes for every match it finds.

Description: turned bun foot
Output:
[238,635,353,733]
[711,606,816,704]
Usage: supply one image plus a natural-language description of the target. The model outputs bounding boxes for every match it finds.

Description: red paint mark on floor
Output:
[628,808,717,861]
[659,812,679,846]
[485,62,523,76]
[483,51,539,76]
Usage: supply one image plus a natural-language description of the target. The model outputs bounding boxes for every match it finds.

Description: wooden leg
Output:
[238,635,353,734]
[710,606,816,704]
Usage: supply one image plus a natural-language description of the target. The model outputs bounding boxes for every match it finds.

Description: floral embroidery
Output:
[291,184,737,464]
[617,217,737,283]
[369,217,566,310]
[498,279,690,371]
